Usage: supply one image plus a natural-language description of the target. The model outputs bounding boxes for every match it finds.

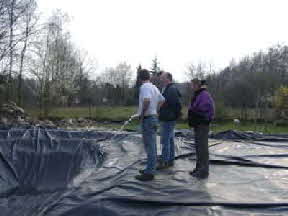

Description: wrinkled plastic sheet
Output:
[0,128,288,216]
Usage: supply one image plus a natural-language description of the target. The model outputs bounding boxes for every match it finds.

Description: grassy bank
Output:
[27,106,288,134]
[108,121,288,134]
[28,106,136,121]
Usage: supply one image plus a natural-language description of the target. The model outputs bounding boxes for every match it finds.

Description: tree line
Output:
[1,0,288,121]
[187,45,288,121]
[0,0,140,117]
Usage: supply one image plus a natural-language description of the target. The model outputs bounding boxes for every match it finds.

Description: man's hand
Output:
[140,99,150,121]
[139,115,144,122]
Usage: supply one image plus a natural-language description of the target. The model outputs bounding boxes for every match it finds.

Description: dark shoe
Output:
[135,173,154,181]
[168,160,175,167]
[189,168,198,176]
[156,161,170,170]
[191,171,209,179]
[139,169,145,174]
[157,160,175,170]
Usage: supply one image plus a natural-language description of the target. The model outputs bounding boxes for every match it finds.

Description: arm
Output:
[192,92,214,119]
[161,85,181,110]
[192,93,206,112]
[140,98,150,121]
[138,86,152,121]
[165,87,180,107]
[157,91,165,112]
[157,100,165,111]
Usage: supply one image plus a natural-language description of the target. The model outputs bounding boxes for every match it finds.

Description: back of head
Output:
[192,78,207,88]
[139,69,150,81]
[200,80,207,86]
[160,71,173,82]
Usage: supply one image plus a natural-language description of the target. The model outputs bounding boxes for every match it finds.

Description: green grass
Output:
[175,122,288,134]
[93,121,288,134]
[27,106,136,121]
[26,106,288,134]
[209,122,288,134]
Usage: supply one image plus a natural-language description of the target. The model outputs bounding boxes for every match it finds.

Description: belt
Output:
[143,115,157,119]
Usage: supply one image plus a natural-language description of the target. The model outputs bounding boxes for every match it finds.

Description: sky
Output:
[37,0,288,82]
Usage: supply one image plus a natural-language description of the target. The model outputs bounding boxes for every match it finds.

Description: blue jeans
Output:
[160,121,176,163]
[142,116,158,174]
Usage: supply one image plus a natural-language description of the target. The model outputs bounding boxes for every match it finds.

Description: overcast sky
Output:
[37,0,288,81]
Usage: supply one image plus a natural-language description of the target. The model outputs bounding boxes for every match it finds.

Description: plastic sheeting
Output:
[0,127,288,216]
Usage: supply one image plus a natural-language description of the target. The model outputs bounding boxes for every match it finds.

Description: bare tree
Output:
[96,62,133,105]
[6,0,16,101]
[17,0,38,106]
[28,10,98,115]
[0,0,39,104]
[203,44,288,121]
[0,0,9,63]
[186,62,207,80]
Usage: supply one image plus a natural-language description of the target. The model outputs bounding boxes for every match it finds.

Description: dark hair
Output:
[139,69,150,81]
[166,72,173,81]
[191,78,207,86]
[159,70,165,76]
[191,78,200,85]
[200,80,206,85]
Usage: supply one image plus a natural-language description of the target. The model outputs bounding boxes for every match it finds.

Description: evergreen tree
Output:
[151,56,160,75]
[150,56,162,88]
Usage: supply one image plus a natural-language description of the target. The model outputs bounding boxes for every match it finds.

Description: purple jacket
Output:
[188,89,215,124]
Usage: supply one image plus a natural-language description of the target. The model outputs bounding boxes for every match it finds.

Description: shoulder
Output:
[199,90,213,100]
[151,84,160,92]
[167,86,179,96]
[140,83,150,90]
[203,90,212,97]
[200,89,209,95]
[166,83,177,92]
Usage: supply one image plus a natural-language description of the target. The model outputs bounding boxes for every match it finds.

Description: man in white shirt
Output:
[135,69,165,181]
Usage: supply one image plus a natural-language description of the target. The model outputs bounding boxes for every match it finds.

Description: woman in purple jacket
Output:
[188,79,215,179]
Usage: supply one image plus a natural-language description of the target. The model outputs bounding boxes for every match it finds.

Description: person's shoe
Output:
[135,173,154,181]
[189,168,198,176]
[156,161,170,170]
[157,160,175,170]
[190,171,209,179]
[139,169,145,174]
[168,160,175,167]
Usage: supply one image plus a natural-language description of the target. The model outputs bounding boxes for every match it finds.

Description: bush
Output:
[214,102,229,120]
[274,86,288,119]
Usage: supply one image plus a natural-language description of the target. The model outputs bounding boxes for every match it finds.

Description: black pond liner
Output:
[0,128,287,216]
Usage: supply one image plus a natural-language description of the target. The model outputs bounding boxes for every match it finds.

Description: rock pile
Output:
[0,101,26,122]
[0,102,122,130]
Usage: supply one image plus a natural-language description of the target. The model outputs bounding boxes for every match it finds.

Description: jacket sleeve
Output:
[192,92,214,119]
[163,87,180,107]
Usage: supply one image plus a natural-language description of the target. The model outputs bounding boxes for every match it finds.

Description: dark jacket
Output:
[188,88,215,127]
[159,83,182,121]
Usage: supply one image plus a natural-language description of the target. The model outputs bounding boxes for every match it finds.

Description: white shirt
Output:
[137,82,165,116]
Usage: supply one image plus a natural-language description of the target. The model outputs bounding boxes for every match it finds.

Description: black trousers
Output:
[194,124,209,174]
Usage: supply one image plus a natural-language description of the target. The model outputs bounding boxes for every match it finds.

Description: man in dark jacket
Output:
[188,79,215,179]
[158,72,182,169]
